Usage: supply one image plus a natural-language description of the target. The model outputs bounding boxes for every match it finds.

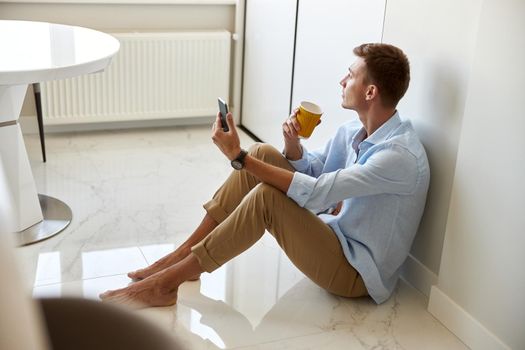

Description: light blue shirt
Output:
[286,112,430,304]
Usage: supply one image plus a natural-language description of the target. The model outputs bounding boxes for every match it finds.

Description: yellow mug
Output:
[297,101,323,138]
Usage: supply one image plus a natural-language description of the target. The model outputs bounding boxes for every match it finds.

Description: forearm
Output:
[283,141,303,161]
[243,155,294,193]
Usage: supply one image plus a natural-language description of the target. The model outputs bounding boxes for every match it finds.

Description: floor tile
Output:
[139,243,176,265]
[80,246,148,280]
[33,274,132,299]
[31,246,147,286]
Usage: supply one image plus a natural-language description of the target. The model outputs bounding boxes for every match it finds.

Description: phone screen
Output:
[218,98,229,132]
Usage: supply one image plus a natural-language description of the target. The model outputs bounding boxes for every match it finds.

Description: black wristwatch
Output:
[231,149,248,170]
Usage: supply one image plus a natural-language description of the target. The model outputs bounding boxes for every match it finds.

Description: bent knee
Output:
[253,183,281,196]
[250,183,289,204]
[247,183,289,212]
[248,143,282,161]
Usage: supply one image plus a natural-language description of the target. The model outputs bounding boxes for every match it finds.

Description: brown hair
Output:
[353,43,410,107]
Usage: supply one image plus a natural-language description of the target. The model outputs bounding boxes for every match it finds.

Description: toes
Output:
[127,270,143,280]
[99,286,127,300]
[128,275,142,282]
[99,289,116,300]
[188,274,201,281]
[102,290,146,309]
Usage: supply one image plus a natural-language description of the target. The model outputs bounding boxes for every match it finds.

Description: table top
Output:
[0,20,120,85]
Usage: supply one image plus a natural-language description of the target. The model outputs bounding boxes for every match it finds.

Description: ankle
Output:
[177,243,193,257]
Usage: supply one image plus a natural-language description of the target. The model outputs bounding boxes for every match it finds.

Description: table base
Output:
[15,195,72,246]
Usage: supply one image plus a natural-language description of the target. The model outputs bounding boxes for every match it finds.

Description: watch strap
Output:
[235,149,248,162]
[231,149,248,169]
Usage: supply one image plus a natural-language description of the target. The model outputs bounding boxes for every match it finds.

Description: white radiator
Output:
[41,31,231,125]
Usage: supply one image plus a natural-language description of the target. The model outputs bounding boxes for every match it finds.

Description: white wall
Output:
[382,0,483,292]
[292,0,384,152]
[384,1,525,347]
[429,0,525,348]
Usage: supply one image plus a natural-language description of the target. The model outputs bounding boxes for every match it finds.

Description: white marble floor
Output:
[17,125,468,349]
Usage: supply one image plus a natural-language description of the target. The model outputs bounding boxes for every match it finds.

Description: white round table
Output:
[0,20,120,245]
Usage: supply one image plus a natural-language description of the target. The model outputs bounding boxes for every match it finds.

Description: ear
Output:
[365,84,379,101]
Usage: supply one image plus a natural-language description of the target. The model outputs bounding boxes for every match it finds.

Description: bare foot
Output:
[104,253,203,308]
[128,247,194,281]
[129,267,200,282]
[99,277,178,309]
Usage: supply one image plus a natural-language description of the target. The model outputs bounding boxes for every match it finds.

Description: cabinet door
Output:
[241,0,297,147]
[292,0,385,151]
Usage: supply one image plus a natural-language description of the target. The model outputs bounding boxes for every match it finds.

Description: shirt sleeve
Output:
[286,144,310,172]
[286,144,418,211]
[287,139,334,177]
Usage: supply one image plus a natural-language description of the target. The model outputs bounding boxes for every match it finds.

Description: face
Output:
[339,57,369,111]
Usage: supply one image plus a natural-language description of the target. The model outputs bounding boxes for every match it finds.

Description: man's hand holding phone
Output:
[218,98,229,132]
[212,98,241,161]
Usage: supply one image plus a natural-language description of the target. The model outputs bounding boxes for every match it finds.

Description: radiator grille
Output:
[41,31,231,124]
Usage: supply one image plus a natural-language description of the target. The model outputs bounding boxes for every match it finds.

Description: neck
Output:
[358,104,396,137]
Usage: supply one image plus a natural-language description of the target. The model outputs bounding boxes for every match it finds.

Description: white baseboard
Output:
[428,286,510,350]
[400,254,438,298]
[19,114,215,135]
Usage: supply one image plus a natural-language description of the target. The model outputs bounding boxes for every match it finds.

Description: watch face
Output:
[231,160,243,170]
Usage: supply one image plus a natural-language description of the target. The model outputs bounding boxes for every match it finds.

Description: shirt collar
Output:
[362,111,402,146]
[351,127,367,152]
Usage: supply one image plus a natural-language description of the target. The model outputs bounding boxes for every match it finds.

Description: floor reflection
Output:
[34,251,61,285]
[189,309,226,349]
[166,239,335,348]
[176,277,361,349]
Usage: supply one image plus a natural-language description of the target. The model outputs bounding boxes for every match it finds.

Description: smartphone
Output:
[217,98,230,132]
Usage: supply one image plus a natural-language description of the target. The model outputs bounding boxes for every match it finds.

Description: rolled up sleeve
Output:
[287,140,333,178]
[286,172,317,207]
[286,144,418,211]
[286,145,310,173]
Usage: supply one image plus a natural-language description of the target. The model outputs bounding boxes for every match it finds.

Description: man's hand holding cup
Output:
[282,108,302,142]
[282,101,322,160]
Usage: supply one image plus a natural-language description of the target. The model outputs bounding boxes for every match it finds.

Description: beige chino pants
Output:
[191,143,368,298]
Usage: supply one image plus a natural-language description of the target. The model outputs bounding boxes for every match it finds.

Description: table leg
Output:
[16,194,72,245]
[33,83,47,163]
[0,84,43,233]
[0,84,71,245]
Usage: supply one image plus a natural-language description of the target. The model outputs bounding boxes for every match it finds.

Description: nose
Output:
[340,78,346,87]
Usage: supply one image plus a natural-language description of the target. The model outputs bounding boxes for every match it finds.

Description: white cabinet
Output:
[241,0,297,145]
[242,0,386,150]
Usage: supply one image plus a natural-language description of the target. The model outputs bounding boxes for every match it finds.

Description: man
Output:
[100,43,430,307]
